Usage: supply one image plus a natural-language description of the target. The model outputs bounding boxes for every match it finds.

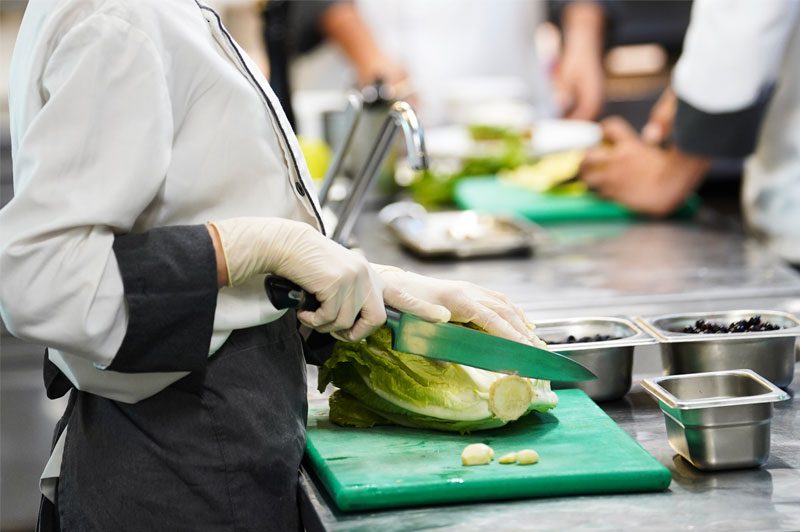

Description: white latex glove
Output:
[372,264,544,348]
[210,218,385,341]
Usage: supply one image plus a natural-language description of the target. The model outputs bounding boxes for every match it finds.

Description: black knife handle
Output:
[264,276,321,311]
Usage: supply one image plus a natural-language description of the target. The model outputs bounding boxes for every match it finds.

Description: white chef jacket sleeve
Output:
[0,14,218,373]
[672,0,800,157]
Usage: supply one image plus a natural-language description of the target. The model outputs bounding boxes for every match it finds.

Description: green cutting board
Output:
[453,176,698,222]
[306,389,671,511]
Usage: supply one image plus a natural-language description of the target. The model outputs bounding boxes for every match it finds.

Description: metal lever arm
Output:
[317,92,363,208]
[332,101,427,245]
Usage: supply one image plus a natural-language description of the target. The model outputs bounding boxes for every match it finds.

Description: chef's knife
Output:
[265,276,596,382]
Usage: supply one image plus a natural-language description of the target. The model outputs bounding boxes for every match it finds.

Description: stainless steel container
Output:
[637,310,800,388]
[379,202,543,259]
[535,317,657,402]
[642,369,789,471]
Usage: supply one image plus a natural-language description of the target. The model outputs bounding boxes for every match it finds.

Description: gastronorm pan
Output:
[642,369,789,470]
[636,310,800,388]
[535,317,657,401]
[379,202,543,259]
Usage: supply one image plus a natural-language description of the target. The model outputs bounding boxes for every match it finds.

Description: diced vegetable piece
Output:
[498,452,518,464]
[517,449,539,465]
[462,443,494,466]
[499,150,585,192]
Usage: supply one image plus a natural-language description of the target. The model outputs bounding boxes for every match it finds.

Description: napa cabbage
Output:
[318,326,558,433]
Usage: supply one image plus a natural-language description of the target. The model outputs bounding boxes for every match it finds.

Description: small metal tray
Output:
[536,317,657,351]
[636,310,799,388]
[379,202,543,258]
[535,317,657,402]
[635,309,800,343]
[642,369,789,470]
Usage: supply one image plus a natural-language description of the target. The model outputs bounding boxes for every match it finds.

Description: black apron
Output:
[38,311,308,531]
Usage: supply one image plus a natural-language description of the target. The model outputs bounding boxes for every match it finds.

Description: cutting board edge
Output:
[452,176,635,223]
[305,435,353,512]
[332,467,673,511]
[453,176,699,222]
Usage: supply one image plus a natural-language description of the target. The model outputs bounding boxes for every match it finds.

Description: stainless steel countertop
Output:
[300,209,800,531]
[354,209,800,319]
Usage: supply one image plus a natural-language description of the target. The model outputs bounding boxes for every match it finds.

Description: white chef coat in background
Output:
[0,0,322,404]
[356,0,555,126]
[673,0,800,262]
[291,0,555,128]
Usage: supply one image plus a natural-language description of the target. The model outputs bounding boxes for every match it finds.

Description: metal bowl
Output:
[642,369,789,471]
[637,310,800,388]
[535,317,657,402]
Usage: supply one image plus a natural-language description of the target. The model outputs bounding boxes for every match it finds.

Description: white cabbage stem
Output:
[488,375,534,421]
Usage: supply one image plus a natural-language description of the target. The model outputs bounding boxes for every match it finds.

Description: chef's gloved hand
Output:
[371,264,544,348]
[209,218,385,341]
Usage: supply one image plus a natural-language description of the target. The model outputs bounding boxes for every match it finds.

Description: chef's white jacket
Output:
[2,0,325,400]
[672,0,800,262]
[0,0,326,497]
[355,0,556,126]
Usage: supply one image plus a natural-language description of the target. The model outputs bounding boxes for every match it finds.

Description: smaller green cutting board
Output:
[453,176,698,222]
[306,389,671,511]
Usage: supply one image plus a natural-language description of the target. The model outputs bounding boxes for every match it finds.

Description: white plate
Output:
[424,119,602,159]
[423,125,486,158]
[530,119,603,156]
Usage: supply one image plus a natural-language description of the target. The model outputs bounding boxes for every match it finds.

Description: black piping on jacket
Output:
[197,1,327,235]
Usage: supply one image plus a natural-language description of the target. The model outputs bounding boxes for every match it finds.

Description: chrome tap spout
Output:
[332,101,428,244]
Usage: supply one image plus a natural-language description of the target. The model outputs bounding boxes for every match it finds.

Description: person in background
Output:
[266,0,608,127]
[262,0,407,128]
[0,1,537,529]
[581,0,800,264]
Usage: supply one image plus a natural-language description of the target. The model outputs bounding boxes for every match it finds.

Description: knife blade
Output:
[265,276,596,382]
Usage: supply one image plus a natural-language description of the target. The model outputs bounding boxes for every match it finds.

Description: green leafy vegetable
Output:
[409,130,530,207]
[328,389,391,428]
[319,327,558,433]
[467,124,517,141]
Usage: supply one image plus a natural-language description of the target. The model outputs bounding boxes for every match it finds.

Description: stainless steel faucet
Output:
[332,100,428,245]
[317,92,363,208]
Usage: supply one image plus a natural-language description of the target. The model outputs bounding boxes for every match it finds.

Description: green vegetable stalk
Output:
[409,134,529,208]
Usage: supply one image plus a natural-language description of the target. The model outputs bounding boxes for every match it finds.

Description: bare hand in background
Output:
[355,55,413,102]
[554,44,604,120]
[581,117,710,216]
[641,87,678,145]
[555,1,606,120]
[321,2,413,101]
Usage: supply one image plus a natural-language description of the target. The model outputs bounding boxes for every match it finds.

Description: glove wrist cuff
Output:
[207,221,236,287]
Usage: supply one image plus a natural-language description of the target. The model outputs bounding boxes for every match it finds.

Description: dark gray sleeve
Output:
[291,0,341,54]
[105,225,218,373]
[548,1,692,52]
[674,87,774,158]
[547,0,615,47]
[548,0,617,23]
